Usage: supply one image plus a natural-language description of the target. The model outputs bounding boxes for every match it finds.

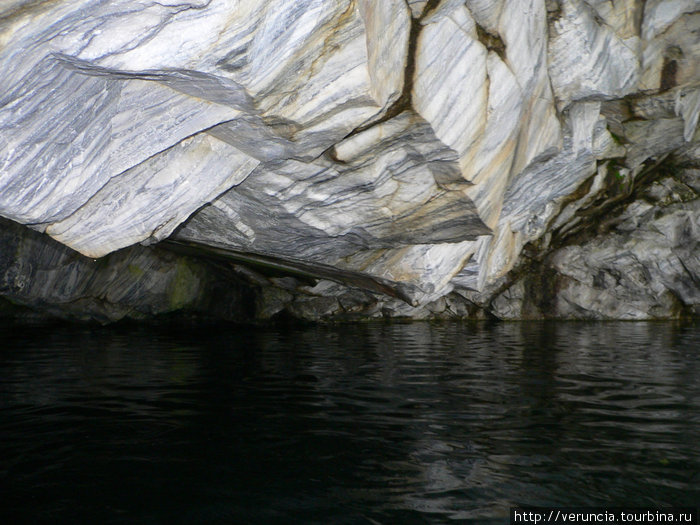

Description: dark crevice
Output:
[350,16,421,135]
[660,58,679,93]
[475,23,506,61]
[419,0,443,20]
[548,156,679,249]
[341,0,442,139]
[545,0,563,20]
[635,0,646,38]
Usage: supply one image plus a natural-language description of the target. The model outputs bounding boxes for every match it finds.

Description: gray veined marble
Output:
[548,0,641,110]
[0,55,244,226]
[0,0,698,320]
[44,134,259,257]
[0,0,410,256]
[176,110,492,302]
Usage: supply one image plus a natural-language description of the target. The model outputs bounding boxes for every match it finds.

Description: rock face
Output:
[0,0,698,322]
[0,218,257,323]
[487,170,700,320]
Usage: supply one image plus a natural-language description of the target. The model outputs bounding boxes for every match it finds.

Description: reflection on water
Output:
[1,321,698,524]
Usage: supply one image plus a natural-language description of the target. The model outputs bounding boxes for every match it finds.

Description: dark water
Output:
[1,321,698,524]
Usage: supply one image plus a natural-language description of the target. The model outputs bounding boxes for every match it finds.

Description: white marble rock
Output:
[0,0,698,316]
[0,0,410,255]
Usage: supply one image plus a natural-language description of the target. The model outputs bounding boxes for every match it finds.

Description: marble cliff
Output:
[1,0,698,322]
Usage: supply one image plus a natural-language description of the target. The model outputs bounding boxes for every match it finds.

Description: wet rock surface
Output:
[0,218,257,323]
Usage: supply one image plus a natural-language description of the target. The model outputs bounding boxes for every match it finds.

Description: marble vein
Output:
[0,0,698,314]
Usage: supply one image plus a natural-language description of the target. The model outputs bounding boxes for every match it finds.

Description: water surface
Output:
[1,321,698,523]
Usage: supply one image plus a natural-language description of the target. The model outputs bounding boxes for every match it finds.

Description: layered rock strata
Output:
[0,0,698,321]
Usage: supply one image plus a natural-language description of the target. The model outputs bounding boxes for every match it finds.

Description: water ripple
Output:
[1,321,698,523]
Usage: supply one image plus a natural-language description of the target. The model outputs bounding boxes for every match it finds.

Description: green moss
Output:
[127,264,145,277]
[607,160,626,181]
[608,129,624,145]
[169,259,200,310]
